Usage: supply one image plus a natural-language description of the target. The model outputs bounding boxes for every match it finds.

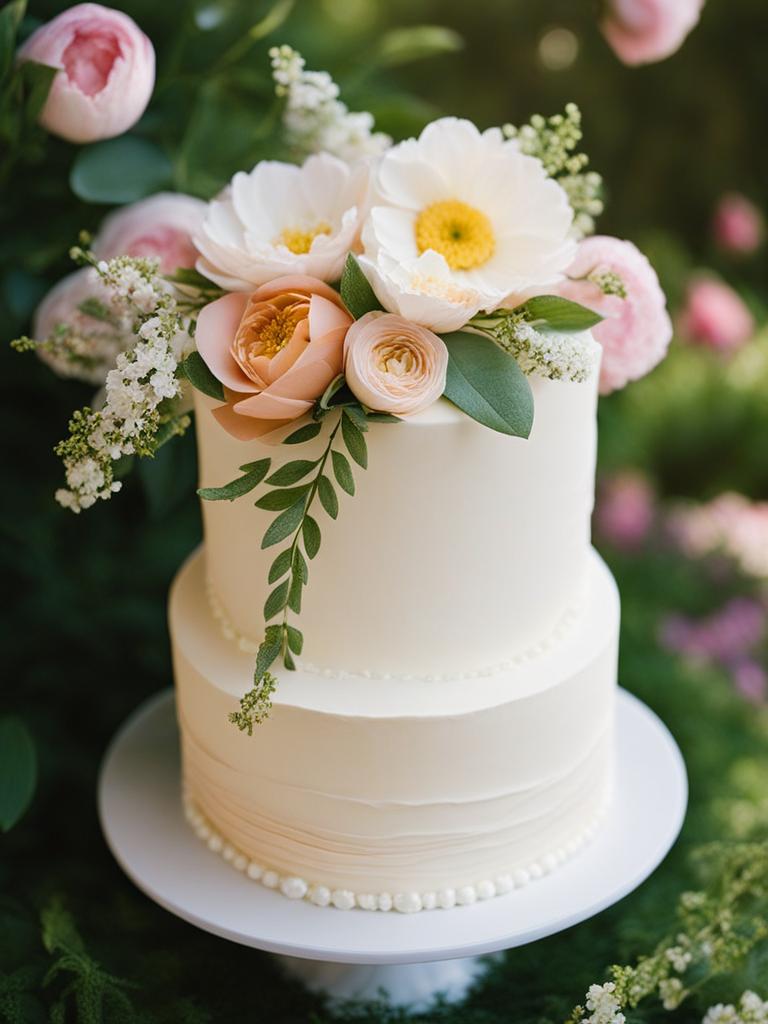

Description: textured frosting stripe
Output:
[205,574,588,682]
[181,787,612,913]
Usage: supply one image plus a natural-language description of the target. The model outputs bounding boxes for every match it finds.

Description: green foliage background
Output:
[2,1,768,1021]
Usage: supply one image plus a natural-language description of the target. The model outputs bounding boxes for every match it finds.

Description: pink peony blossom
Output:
[17,3,155,144]
[343,312,448,417]
[557,236,672,395]
[93,193,207,274]
[196,276,352,441]
[713,193,764,255]
[595,471,655,550]
[600,0,704,66]
[678,277,754,353]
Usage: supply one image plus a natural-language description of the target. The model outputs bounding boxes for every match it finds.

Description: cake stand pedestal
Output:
[98,688,687,1012]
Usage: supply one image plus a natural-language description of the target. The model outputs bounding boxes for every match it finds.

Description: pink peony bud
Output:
[595,471,655,550]
[93,193,207,274]
[17,3,155,144]
[557,236,673,395]
[712,193,764,255]
[678,277,754,353]
[600,0,704,66]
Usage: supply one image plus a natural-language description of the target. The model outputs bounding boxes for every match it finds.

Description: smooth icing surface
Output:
[171,547,619,901]
[194,343,600,677]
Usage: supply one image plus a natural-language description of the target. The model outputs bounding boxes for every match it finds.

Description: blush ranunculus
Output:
[343,311,448,416]
[196,276,352,440]
[93,193,207,273]
[712,193,764,255]
[17,3,155,144]
[557,235,672,395]
[678,277,755,353]
[600,0,704,66]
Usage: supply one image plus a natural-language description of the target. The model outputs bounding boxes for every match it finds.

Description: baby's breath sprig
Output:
[504,104,604,238]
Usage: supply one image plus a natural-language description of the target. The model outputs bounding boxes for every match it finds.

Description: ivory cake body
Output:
[171,348,621,910]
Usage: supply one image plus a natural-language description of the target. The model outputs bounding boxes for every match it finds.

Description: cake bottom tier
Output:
[170,547,620,912]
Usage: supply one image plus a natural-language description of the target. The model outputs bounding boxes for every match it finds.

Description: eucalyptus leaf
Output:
[370,25,463,68]
[0,717,36,833]
[283,648,296,671]
[70,136,173,204]
[255,485,310,511]
[265,460,317,486]
[181,351,225,401]
[287,573,303,614]
[443,331,534,438]
[255,625,282,676]
[344,404,369,431]
[283,421,322,445]
[263,580,289,621]
[331,449,355,496]
[302,515,321,559]
[286,625,304,656]
[198,459,270,501]
[318,475,339,519]
[341,411,368,468]
[519,295,603,332]
[340,254,381,319]
[261,499,306,548]
[293,547,308,584]
[268,548,292,584]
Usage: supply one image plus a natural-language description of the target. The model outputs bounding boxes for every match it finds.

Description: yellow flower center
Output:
[278,221,332,255]
[256,305,305,358]
[376,342,416,377]
[414,199,495,271]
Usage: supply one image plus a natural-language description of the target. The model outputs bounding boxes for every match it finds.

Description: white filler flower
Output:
[359,117,576,331]
[195,153,369,291]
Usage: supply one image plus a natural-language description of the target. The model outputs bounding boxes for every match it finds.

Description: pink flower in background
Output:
[595,471,656,550]
[196,276,352,441]
[678,277,754,353]
[659,598,765,664]
[668,493,768,580]
[17,3,155,143]
[730,659,767,704]
[344,313,448,417]
[600,0,704,66]
[712,193,764,255]
[93,193,207,274]
[557,236,672,395]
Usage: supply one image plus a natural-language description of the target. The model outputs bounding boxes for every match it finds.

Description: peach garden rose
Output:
[343,312,448,417]
[195,276,352,440]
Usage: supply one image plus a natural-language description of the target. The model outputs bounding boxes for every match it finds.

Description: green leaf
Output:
[283,648,296,670]
[265,459,317,486]
[341,411,368,468]
[0,0,26,83]
[331,449,355,496]
[198,459,270,501]
[318,475,339,519]
[0,717,36,832]
[293,547,308,584]
[70,136,173,205]
[443,332,534,438]
[340,254,382,319]
[302,515,321,559]
[268,549,293,584]
[263,581,289,621]
[363,412,402,423]
[283,421,322,445]
[286,625,304,655]
[181,351,225,401]
[344,403,369,431]
[370,25,463,68]
[518,295,604,332]
[19,60,56,123]
[287,573,303,614]
[255,625,283,677]
[318,374,348,411]
[255,485,310,511]
[261,499,307,548]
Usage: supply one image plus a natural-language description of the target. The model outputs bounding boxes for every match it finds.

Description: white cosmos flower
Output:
[360,117,576,331]
[195,153,369,290]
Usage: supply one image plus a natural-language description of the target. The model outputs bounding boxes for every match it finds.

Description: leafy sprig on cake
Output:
[16,46,674,726]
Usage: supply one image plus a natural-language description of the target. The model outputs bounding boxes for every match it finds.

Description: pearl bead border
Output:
[182,790,609,913]
[205,578,587,683]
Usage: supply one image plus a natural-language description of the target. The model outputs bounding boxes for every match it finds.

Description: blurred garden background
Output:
[2,1,768,1021]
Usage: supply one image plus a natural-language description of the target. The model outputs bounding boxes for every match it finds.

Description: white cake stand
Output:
[98,688,687,1012]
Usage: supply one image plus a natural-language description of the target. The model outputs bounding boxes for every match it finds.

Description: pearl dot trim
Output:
[182,789,610,914]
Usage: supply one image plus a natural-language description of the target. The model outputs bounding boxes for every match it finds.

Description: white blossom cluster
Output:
[487,315,599,383]
[55,257,191,512]
[703,992,768,1024]
[584,982,626,1024]
[269,44,391,163]
[37,313,133,386]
